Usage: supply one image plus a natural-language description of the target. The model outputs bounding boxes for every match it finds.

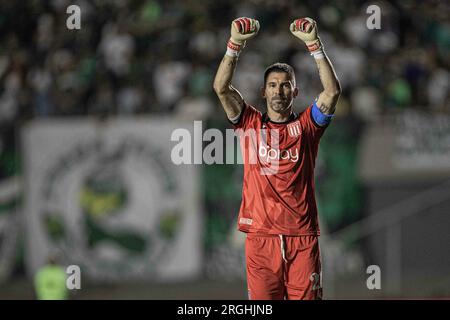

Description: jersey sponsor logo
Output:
[287,121,301,137]
[259,145,299,163]
[239,218,253,225]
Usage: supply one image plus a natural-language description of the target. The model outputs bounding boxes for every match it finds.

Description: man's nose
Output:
[277,85,283,95]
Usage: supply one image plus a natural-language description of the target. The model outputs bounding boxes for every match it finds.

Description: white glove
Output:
[290,18,323,55]
[230,17,260,45]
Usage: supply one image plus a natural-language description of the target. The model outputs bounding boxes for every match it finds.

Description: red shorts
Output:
[245,233,322,300]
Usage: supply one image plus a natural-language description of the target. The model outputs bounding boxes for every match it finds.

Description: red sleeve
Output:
[299,104,328,144]
[229,102,261,130]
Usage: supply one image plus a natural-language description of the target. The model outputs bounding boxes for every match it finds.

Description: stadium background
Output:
[0,0,449,299]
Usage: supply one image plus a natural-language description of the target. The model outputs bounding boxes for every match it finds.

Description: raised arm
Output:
[213,55,244,120]
[290,18,341,115]
[314,54,341,115]
[213,17,260,120]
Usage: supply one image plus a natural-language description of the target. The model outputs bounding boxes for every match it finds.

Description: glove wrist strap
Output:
[226,38,245,57]
[305,39,322,52]
[306,39,325,60]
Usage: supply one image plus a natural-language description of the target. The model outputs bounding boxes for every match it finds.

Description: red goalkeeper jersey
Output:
[233,102,327,236]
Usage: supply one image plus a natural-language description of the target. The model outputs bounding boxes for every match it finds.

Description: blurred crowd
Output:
[0,0,449,125]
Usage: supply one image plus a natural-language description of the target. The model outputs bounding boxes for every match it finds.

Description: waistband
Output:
[246,233,318,239]
[246,233,280,239]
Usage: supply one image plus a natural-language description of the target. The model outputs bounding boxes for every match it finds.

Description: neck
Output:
[267,107,293,122]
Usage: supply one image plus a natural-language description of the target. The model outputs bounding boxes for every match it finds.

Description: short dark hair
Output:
[263,63,296,87]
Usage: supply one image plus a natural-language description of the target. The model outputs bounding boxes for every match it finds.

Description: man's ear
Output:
[261,86,266,99]
[293,87,299,98]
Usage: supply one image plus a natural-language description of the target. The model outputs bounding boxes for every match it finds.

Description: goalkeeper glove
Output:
[290,18,324,59]
[226,17,260,57]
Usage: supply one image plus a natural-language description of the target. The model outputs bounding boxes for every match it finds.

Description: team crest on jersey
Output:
[287,121,301,137]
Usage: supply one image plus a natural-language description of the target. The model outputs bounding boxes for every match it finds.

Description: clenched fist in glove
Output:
[226,17,260,57]
[290,18,324,58]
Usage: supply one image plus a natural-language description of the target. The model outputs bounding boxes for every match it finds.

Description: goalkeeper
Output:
[213,17,341,300]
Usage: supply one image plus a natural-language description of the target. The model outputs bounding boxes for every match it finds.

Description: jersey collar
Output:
[262,111,298,124]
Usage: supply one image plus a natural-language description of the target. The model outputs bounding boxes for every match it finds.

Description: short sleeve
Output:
[229,102,261,130]
[299,104,328,144]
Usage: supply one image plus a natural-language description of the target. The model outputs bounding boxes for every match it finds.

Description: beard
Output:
[269,98,291,113]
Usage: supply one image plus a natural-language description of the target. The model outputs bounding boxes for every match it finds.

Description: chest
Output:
[255,121,305,167]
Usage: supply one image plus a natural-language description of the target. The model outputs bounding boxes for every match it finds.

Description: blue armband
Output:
[311,102,334,126]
